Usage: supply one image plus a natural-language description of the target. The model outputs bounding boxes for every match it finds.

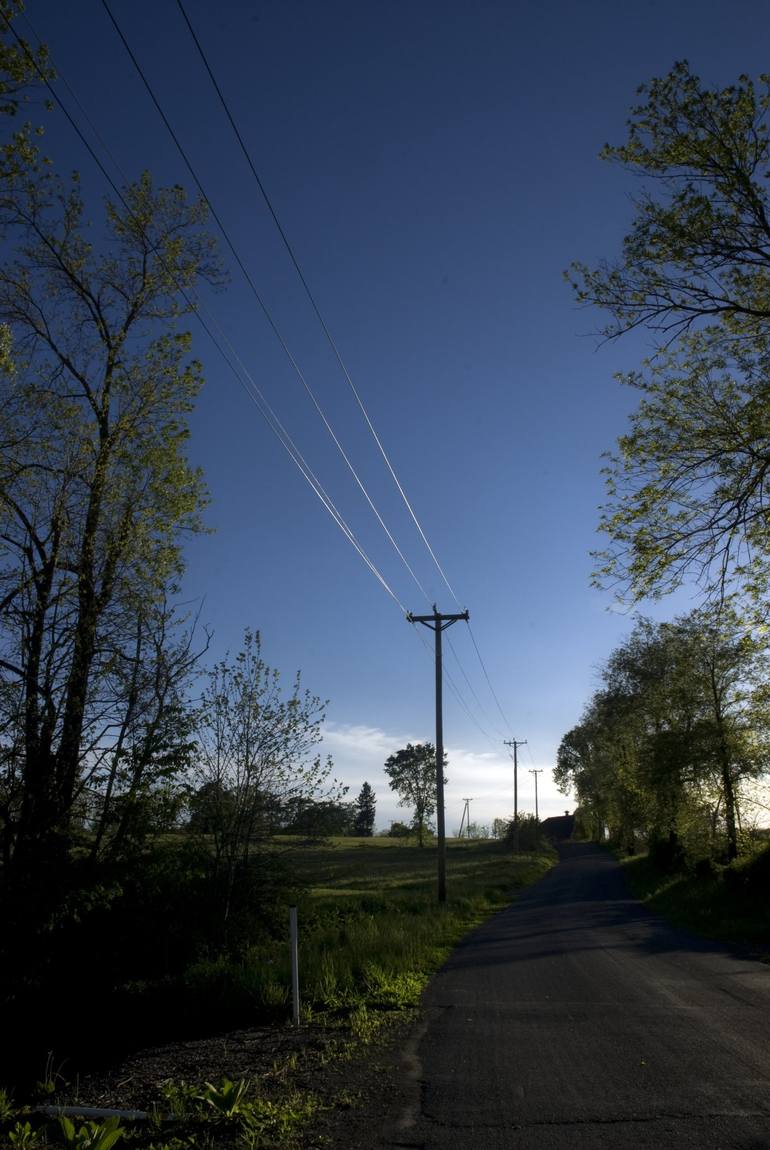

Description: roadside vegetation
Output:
[0,834,555,1148]
[619,839,770,951]
[562,63,770,915]
[0,22,554,1129]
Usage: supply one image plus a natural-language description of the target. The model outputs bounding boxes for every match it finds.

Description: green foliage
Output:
[0,165,219,888]
[153,1077,318,1147]
[193,630,342,870]
[568,62,770,605]
[279,797,354,838]
[0,1,53,189]
[570,62,770,340]
[385,820,412,838]
[57,1115,124,1150]
[174,838,555,1023]
[7,1119,39,1146]
[237,1093,319,1149]
[594,330,770,603]
[0,1086,14,1120]
[352,781,376,837]
[384,743,446,847]
[196,1078,249,1119]
[622,842,770,947]
[504,813,549,853]
[556,609,770,861]
[158,1080,200,1122]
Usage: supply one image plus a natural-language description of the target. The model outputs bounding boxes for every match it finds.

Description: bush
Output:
[647,832,686,873]
[504,814,549,853]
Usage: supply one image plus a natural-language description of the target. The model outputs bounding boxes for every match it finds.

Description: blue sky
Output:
[24,0,770,829]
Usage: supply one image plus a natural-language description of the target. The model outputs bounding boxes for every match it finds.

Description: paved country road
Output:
[378,842,770,1150]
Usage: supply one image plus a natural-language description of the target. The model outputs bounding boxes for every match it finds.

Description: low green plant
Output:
[159,1080,200,1121]
[238,1094,319,1148]
[196,1077,249,1119]
[37,1052,68,1098]
[347,1003,380,1043]
[58,1114,124,1150]
[0,1086,15,1121]
[7,1119,39,1146]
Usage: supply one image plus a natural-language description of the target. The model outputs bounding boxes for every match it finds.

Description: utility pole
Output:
[503,738,527,851]
[459,797,473,839]
[407,604,469,903]
[529,769,543,821]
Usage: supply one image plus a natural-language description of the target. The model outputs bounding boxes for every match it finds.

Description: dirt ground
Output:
[64,1012,415,1148]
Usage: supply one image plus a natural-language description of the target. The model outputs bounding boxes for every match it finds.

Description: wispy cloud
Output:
[321,721,573,832]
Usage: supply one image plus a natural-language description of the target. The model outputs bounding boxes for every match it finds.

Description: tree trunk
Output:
[710,666,738,862]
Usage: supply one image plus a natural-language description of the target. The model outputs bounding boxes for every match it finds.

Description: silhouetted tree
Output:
[352,781,376,836]
[569,64,770,606]
[384,742,446,847]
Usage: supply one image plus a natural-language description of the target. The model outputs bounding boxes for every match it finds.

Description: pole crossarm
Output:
[407,604,470,903]
[407,606,469,630]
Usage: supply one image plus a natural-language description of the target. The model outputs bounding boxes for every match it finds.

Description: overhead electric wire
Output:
[20,10,502,737]
[173,0,461,609]
[443,663,500,746]
[411,628,499,747]
[24,6,521,749]
[445,634,508,740]
[111,0,515,742]
[99,0,432,609]
[5,14,408,617]
[466,621,516,737]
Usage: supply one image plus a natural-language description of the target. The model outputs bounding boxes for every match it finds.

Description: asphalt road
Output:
[379,842,770,1149]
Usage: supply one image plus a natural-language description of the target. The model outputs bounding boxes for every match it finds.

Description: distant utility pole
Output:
[459,797,473,839]
[407,604,469,903]
[503,738,527,851]
[529,769,543,821]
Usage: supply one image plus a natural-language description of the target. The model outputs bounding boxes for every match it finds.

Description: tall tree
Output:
[352,780,376,836]
[555,609,770,859]
[384,742,446,847]
[0,168,219,881]
[569,63,770,605]
[193,630,341,925]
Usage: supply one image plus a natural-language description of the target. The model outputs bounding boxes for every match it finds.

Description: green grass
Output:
[186,837,555,1021]
[620,848,770,953]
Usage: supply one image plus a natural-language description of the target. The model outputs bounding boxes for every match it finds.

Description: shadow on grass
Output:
[621,850,770,951]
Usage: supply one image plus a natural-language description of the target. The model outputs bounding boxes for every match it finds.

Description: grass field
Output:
[184,836,556,1025]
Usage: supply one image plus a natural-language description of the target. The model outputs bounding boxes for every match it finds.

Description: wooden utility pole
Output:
[503,738,527,851]
[459,797,473,839]
[529,768,543,821]
[407,604,469,903]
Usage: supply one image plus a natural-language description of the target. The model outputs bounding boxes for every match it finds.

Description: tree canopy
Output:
[555,609,770,860]
[569,62,770,606]
[352,780,376,836]
[0,167,220,883]
[384,742,446,847]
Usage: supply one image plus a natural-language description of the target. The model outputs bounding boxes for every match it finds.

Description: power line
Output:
[34,5,523,755]
[466,621,515,736]
[99,0,430,608]
[5,14,408,617]
[445,633,508,740]
[411,627,498,746]
[173,0,461,608]
[21,11,508,741]
[103,1,524,752]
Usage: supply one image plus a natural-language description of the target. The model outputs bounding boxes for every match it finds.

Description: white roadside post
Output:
[289,905,300,1026]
